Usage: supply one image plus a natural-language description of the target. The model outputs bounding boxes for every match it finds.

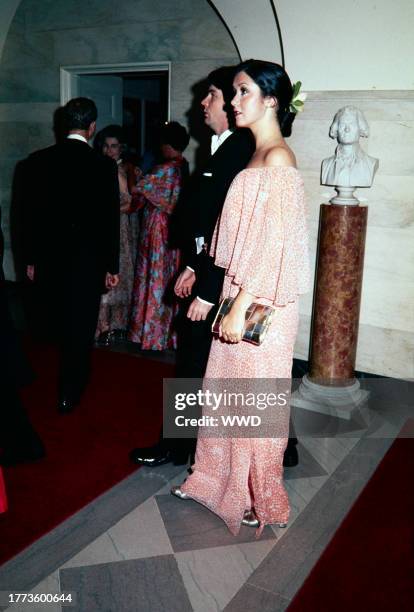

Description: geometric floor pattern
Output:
[2,429,400,612]
[1,363,412,611]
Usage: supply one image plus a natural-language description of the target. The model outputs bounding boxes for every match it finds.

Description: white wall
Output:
[276,0,414,90]
[0,0,20,60]
[291,90,414,379]
[211,0,282,63]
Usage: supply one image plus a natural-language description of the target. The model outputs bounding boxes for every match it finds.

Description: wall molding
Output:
[60,61,171,118]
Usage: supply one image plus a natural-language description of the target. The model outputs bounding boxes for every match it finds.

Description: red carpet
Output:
[0,342,174,566]
[288,420,414,612]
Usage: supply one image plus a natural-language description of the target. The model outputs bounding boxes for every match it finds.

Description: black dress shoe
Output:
[129,447,173,467]
[57,397,78,414]
[283,444,299,468]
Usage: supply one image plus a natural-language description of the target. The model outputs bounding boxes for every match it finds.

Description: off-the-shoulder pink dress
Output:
[181,166,310,535]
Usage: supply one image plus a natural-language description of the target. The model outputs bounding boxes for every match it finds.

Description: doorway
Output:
[60,62,170,157]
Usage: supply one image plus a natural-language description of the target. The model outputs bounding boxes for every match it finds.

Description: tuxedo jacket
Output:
[24,138,120,289]
[185,129,254,304]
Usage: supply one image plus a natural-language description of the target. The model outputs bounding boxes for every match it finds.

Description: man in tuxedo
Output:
[24,97,120,413]
[130,66,255,466]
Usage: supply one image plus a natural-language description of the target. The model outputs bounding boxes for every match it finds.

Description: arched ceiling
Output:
[0,0,282,65]
[208,0,283,64]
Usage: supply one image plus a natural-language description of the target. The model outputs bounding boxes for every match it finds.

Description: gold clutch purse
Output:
[211,297,275,346]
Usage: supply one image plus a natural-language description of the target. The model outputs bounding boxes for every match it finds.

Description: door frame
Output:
[60,61,171,120]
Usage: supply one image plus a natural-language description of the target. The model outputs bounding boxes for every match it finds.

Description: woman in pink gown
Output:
[173,60,310,535]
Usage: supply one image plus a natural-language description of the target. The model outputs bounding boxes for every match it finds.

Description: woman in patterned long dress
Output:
[173,60,310,535]
[128,122,189,350]
[95,126,135,343]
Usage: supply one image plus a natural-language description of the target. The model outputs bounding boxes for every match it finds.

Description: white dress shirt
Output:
[210,129,232,155]
[66,133,88,144]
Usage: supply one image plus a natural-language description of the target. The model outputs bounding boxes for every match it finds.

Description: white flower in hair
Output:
[289,81,307,114]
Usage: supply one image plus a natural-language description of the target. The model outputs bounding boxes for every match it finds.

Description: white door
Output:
[78,74,123,131]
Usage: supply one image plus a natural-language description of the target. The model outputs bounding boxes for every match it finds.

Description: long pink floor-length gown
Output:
[181,166,310,535]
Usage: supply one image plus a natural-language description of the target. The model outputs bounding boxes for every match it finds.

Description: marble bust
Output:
[321,106,379,189]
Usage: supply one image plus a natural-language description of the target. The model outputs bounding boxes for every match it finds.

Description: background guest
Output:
[24,97,120,413]
[0,211,45,466]
[128,121,189,350]
[94,125,135,344]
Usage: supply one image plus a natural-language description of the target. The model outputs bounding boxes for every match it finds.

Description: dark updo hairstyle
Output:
[93,124,125,157]
[159,121,190,152]
[235,59,295,137]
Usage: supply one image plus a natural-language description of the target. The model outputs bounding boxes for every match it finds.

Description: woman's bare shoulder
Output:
[264,145,296,169]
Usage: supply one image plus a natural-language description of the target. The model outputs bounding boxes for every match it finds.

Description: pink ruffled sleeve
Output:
[211,167,310,305]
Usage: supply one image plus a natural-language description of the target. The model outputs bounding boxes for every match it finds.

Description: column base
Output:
[291,374,369,421]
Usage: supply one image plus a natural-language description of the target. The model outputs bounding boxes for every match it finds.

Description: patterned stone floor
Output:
[1,346,412,612]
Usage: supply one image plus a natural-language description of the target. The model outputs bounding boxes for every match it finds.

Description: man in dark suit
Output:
[24,97,120,413]
[130,66,255,465]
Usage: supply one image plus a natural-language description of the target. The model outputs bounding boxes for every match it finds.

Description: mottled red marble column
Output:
[309,204,368,384]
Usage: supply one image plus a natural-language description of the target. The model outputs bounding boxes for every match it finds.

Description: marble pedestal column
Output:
[292,203,369,419]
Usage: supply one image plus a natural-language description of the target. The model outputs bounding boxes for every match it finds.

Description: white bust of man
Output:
[321,106,379,188]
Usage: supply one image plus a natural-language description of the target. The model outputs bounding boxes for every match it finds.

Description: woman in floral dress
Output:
[95,126,135,343]
[172,61,310,535]
[128,122,189,350]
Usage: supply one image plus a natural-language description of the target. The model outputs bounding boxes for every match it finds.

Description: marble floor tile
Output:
[284,476,329,505]
[176,540,276,612]
[61,531,126,570]
[107,496,173,560]
[62,496,173,568]
[283,443,327,480]
[156,494,276,553]
[300,436,359,474]
[155,467,189,495]
[59,556,193,612]
[224,584,290,612]
[5,571,60,612]
[292,405,369,439]
[365,404,413,438]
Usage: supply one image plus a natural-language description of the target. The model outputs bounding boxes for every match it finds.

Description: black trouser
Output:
[175,299,218,379]
[58,286,102,401]
[154,298,218,459]
[35,265,103,402]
